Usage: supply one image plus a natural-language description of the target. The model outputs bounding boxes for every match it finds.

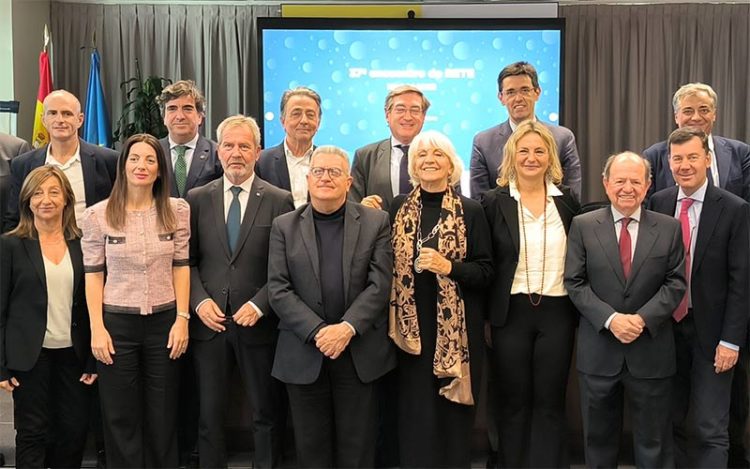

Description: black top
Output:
[313,203,346,323]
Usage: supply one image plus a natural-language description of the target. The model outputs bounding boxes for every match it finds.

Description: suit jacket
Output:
[564,208,686,378]
[0,236,94,380]
[481,185,580,327]
[256,143,292,192]
[4,139,118,231]
[350,138,397,212]
[644,135,750,201]
[186,176,294,344]
[159,135,222,198]
[649,185,750,355]
[268,201,396,385]
[469,120,582,201]
[0,134,30,230]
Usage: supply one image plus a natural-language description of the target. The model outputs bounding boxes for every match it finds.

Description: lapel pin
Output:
[256,192,261,197]
[200,154,206,160]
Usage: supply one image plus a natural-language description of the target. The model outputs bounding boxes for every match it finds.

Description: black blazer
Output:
[159,135,222,198]
[0,235,94,380]
[649,185,750,354]
[256,143,292,192]
[186,177,294,344]
[4,139,118,231]
[481,185,580,327]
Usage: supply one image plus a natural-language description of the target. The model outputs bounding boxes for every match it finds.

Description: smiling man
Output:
[470,61,581,201]
[350,85,430,212]
[256,87,322,208]
[157,80,222,198]
[649,127,750,468]
[644,82,750,202]
[4,90,117,231]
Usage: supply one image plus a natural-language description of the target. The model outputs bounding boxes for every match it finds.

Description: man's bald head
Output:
[42,90,84,144]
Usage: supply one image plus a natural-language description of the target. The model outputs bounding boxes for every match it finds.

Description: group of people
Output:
[0,59,748,469]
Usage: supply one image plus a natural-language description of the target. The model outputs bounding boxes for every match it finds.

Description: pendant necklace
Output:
[414,199,441,273]
[519,191,547,306]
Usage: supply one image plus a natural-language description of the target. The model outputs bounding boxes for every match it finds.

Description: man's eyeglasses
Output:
[502,87,536,98]
[309,167,345,179]
[391,105,423,116]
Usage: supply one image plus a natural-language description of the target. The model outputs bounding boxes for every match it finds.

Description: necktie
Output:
[174,145,188,197]
[673,198,695,322]
[619,217,632,279]
[227,186,242,253]
[397,144,412,194]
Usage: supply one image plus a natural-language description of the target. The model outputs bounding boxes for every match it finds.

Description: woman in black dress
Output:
[389,130,493,468]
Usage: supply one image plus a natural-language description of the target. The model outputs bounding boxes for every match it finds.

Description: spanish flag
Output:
[32,35,53,148]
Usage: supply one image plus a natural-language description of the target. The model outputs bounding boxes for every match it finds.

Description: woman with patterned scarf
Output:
[389,130,494,468]
[481,120,580,468]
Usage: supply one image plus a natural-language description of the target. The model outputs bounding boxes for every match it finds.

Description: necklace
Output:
[414,198,441,273]
[518,190,547,306]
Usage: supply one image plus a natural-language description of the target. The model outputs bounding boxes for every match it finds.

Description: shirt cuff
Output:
[604,312,618,330]
[720,340,740,351]
[195,298,211,314]
[342,321,357,336]
[247,301,264,317]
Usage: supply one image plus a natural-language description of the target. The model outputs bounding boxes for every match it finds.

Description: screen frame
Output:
[256,16,566,148]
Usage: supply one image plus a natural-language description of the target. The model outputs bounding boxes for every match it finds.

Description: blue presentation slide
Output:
[261,27,562,184]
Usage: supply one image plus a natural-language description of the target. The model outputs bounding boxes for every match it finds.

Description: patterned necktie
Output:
[227,186,242,253]
[673,198,695,322]
[174,145,188,197]
[619,217,632,279]
[397,144,412,194]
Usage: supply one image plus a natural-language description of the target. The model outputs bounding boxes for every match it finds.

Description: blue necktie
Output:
[227,186,242,253]
[397,144,411,194]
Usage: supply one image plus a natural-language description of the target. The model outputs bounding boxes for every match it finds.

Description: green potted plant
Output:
[113,58,171,143]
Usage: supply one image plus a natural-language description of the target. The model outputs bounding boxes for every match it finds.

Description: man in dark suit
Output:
[644,82,750,202]
[649,127,750,467]
[4,90,117,231]
[644,82,750,467]
[186,115,294,468]
[565,151,687,467]
[157,80,222,198]
[256,87,321,208]
[470,61,581,200]
[268,146,396,467]
[0,132,30,230]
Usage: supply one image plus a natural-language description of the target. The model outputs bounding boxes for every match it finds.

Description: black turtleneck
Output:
[313,203,346,323]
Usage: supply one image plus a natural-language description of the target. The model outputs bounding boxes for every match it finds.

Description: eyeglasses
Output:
[678,106,714,117]
[391,105,424,116]
[309,167,345,179]
[502,87,536,98]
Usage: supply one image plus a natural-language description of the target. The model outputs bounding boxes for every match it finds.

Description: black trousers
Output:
[729,347,750,468]
[672,315,734,468]
[492,294,576,467]
[192,323,286,468]
[12,347,91,469]
[580,366,673,468]
[97,310,179,468]
[286,350,377,468]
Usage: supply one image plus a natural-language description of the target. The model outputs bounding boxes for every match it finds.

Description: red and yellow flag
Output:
[32,48,53,149]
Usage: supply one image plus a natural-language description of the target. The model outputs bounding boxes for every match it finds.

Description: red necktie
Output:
[673,198,695,322]
[619,217,632,279]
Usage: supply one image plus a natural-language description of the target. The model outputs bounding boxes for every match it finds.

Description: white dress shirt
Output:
[284,141,313,208]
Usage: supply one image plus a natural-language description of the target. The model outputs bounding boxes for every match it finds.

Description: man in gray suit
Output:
[157,80,222,198]
[350,85,430,212]
[186,115,294,468]
[0,132,30,230]
[565,151,686,467]
[470,61,581,200]
[255,87,321,208]
[268,145,395,467]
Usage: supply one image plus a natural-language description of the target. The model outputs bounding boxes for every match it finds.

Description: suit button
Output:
[72,322,77,327]
[222,288,228,295]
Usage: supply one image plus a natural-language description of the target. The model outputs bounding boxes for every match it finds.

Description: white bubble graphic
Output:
[370,59,381,69]
[331,70,343,83]
[357,120,368,131]
[388,37,400,49]
[526,40,535,51]
[288,80,299,89]
[437,31,454,45]
[474,59,485,71]
[349,41,366,60]
[264,91,273,102]
[442,123,453,134]
[284,37,295,49]
[321,99,333,111]
[539,70,550,84]
[367,92,378,104]
[453,42,470,60]
[264,112,275,121]
[266,59,277,70]
[318,39,328,50]
[548,112,559,122]
[470,92,481,105]
[333,31,350,45]
[542,31,559,45]
[302,62,313,73]
[492,38,503,50]
[422,40,432,51]
[340,123,351,135]
[460,120,471,130]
